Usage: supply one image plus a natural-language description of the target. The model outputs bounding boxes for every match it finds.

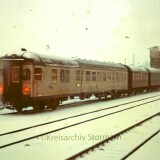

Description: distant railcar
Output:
[147,68,160,90]
[124,65,149,94]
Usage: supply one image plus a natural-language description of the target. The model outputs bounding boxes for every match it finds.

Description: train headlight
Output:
[0,84,3,95]
[23,87,30,95]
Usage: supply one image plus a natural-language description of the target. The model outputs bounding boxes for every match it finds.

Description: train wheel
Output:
[51,100,59,110]
[39,102,45,111]
[15,106,23,113]
[33,102,45,112]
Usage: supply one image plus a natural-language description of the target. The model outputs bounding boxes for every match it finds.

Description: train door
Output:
[111,71,115,89]
[3,61,22,103]
[60,68,70,96]
[59,68,64,95]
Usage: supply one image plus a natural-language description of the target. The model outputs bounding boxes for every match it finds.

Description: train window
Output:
[107,72,111,82]
[60,70,64,82]
[120,73,123,81]
[86,71,90,81]
[136,73,138,80]
[60,70,69,82]
[11,67,19,82]
[34,68,42,80]
[76,70,81,81]
[97,72,102,81]
[97,72,100,81]
[116,72,119,82]
[92,72,96,81]
[81,71,84,81]
[65,70,70,82]
[23,68,31,80]
[51,69,57,83]
[103,72,106,81]
[134,73,136,80]
[145,74,147,80]
[137,73,139,80]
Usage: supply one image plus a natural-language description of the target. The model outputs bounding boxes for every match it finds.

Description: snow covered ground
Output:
[128,132,160,160]
[0,92,160,160]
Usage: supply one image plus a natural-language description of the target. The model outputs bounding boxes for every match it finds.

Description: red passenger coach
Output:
[147,68,160,90]
[124,65,149,94]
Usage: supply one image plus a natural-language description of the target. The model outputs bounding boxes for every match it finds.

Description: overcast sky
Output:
[0,0,159,65]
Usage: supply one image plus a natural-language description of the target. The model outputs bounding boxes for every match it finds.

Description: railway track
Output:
[0,95,159,136]
[0,96,159,150]
[66,112,160,160]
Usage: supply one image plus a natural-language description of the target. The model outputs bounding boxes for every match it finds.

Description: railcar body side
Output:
[124,65,149,94]
[76,60,128,98]
[147,68,160,90]
[1,52,81,111]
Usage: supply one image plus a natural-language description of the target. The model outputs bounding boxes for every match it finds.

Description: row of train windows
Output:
[133,73,148,80]
[23,68,127,83]
[34,68,69,82]
[80,71,127,82]
[10,67,160,83]
[152,74,160,80]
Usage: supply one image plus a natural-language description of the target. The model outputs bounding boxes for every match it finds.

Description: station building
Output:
[150,46,160,68]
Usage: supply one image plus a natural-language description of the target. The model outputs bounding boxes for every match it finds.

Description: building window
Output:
[34,68,42,80]
[51,69,57,83]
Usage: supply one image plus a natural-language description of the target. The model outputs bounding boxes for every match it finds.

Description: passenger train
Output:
[0,51,160,112]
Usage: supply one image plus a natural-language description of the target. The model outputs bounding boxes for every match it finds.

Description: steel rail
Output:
[0,99,159,149]
[66,112,160,160]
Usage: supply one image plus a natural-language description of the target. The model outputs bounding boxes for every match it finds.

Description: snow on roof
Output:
[75,59,127,70]
[126,65,148,72]
[3,51,79,67]
[147,67,160,73]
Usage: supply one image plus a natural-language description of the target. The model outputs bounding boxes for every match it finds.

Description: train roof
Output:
[147,67,160,73]
[1,51,79,67]
[75,59,127,70]
[124,65,148,73]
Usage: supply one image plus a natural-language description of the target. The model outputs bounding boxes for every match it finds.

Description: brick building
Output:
[150,46,160,68]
